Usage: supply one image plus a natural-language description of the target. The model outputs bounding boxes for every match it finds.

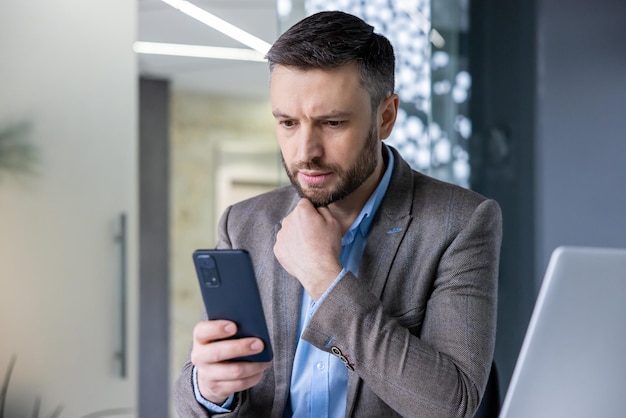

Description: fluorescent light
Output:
[160,0,272,54]
[133,41,267,62]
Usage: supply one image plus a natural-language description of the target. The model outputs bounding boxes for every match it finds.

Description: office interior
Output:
[0,0,624,417]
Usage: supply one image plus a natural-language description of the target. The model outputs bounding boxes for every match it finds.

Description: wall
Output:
[535,0,626,280]
[0,0,138,416]
[169,91,280,415]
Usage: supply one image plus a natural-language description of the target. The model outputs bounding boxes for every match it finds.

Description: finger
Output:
[198,360,272,384]
[193,320,237,344]
[192,337,266,365]
[315,204,337,223]
[297,197,313,209]
[197,361,272,402]
[297,198,336,225]
[295,198,319,217]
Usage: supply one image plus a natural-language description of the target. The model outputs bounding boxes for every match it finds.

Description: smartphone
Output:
[192,249,273,362]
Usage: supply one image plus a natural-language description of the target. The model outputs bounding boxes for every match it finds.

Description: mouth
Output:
[298,170,333,186]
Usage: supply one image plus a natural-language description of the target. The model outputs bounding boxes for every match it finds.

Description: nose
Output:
[296,125,323,162]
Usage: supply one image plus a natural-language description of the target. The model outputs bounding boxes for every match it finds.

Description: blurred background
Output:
[0,0,624,417]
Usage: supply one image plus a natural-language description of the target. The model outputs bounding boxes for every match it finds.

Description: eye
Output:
[279,120,295,128]
[325,120,343,127]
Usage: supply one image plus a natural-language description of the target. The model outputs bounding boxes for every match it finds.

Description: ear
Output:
[377,94,399,140]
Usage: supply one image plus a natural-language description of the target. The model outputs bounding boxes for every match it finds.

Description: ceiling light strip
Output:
[133,41,267,62]
[160,0,272,54]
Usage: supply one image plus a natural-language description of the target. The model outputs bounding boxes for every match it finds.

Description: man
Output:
[175,10,502,418]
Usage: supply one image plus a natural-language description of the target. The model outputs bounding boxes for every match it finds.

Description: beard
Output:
[282,125,380,208]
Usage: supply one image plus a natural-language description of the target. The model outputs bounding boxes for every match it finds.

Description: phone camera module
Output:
[201,267,221,288]
[198,255,216,268]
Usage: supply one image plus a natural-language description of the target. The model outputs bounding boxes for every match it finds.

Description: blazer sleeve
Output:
[301,199,502,418]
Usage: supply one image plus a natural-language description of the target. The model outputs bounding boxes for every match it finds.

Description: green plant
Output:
[1,356,132,418]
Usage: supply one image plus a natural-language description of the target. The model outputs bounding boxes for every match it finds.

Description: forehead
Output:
[269,64,370,115]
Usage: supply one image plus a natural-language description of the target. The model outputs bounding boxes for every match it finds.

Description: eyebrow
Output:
[272,109,353,119]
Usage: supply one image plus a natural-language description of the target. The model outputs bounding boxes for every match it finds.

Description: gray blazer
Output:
[174,146,502,418]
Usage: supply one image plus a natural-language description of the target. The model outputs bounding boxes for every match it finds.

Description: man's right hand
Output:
[191,320,272,405]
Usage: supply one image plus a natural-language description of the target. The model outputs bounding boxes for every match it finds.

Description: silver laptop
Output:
[500,246,626,418]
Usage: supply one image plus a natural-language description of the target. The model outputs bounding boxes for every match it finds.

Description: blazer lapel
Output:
[361,147,416,298]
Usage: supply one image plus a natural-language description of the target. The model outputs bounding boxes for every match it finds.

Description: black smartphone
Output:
[192,249,273,362]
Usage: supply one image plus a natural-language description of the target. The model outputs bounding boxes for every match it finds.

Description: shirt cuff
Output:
[309,268,349,317]
[192,366,234,413]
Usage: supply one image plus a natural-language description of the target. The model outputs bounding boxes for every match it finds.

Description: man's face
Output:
[270,63,382,207]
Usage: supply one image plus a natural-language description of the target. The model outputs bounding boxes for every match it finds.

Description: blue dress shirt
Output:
[289,146,394,418]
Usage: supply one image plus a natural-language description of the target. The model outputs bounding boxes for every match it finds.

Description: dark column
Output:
[139,77,170,418]
[469,0,538,397]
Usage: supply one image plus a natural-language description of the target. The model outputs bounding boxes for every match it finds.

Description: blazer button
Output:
[331,346,354,371]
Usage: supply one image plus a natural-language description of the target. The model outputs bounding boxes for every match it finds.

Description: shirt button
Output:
[316,361,325,371]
